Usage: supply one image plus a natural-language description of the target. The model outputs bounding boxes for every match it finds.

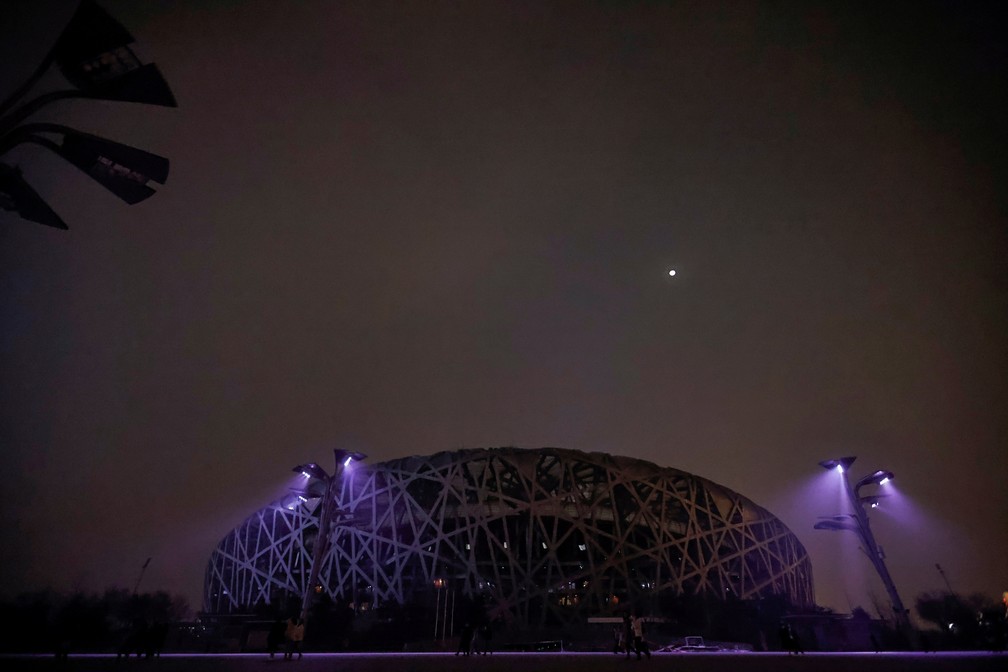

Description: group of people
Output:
[614,613,651,660]
[455,619,494,656]
[116,618,169,659]
[267,616,305,660]
[778,622,804,655]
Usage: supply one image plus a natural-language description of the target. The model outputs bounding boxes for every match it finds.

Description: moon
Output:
[668,269,676,277]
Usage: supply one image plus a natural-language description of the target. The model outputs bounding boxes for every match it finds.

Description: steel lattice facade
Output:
[205,447,814,626]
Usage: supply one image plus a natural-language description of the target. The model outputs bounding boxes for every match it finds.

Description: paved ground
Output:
[2,651,1005,672]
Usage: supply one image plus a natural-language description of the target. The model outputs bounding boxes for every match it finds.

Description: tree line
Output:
[0,587,191,653]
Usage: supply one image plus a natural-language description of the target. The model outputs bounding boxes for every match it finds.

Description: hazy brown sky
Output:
[2,0,1005,620]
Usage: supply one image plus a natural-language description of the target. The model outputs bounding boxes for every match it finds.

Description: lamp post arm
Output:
[0,122,75,157]
[18,134,61,158]
[844,471,908,628]
[0,90,83,141]
[0,126,36,158]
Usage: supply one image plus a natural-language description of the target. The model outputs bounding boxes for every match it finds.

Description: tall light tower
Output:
[815,456,910,630]
[1,0,175,230]
[292,449,366,628]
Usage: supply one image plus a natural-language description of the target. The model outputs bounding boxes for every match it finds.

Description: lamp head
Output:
[859,494,888,509]
[292,462,329,480]
[814,516,859,532]
[333,449,367,468]
[52,0,177,106]
[0,163,68,229]
[855,469,895,491]
[25,125,169,203]
[819,456,857,473]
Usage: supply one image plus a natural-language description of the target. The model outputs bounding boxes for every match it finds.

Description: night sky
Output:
[2,1,1005,621]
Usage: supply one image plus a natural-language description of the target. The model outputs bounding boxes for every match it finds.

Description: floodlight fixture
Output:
[818,456,857,473]
[0,1,176,231]
[292,462,329,481]
[1,0,176,120]
[2,123,169,204]
[54,3,177,108]
[858,494,887,509]
[333,449,368,466]
[855,470,895,494]
[0,162,68,229]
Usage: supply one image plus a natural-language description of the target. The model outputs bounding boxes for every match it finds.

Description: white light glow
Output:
[879,477,890,485]
[344,456,353,467]
[668,269,676,277]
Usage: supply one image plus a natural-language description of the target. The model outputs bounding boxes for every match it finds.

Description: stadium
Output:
[204,447,814,629]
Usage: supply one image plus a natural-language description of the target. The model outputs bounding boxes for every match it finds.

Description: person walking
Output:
[622,614,634,658]
[778,622,792,654]
[631,613,650,660]
[476,619,494,655]
[788,624,804,655]
[284,616,304,660]
[456,622,474,656]
[267,617,285,659]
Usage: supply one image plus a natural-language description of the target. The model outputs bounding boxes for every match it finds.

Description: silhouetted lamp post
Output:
[0,0,175,230]
[293,449,366,626]
[815,456,909,630]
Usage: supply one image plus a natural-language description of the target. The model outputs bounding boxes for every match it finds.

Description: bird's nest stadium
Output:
[205,447,813,628]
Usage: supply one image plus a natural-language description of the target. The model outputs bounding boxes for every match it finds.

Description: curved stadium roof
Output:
[205,447,814,627]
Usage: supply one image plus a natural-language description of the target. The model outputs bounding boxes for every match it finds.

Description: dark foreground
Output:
[2,651,1005,672]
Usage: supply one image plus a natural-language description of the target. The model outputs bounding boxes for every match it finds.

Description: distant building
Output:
[205,447,814,628]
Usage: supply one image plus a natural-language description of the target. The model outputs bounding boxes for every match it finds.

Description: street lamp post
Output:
[1,0,175,230]
[815,456,910,630]
[293,449,366,627]
[433,578,445,640]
